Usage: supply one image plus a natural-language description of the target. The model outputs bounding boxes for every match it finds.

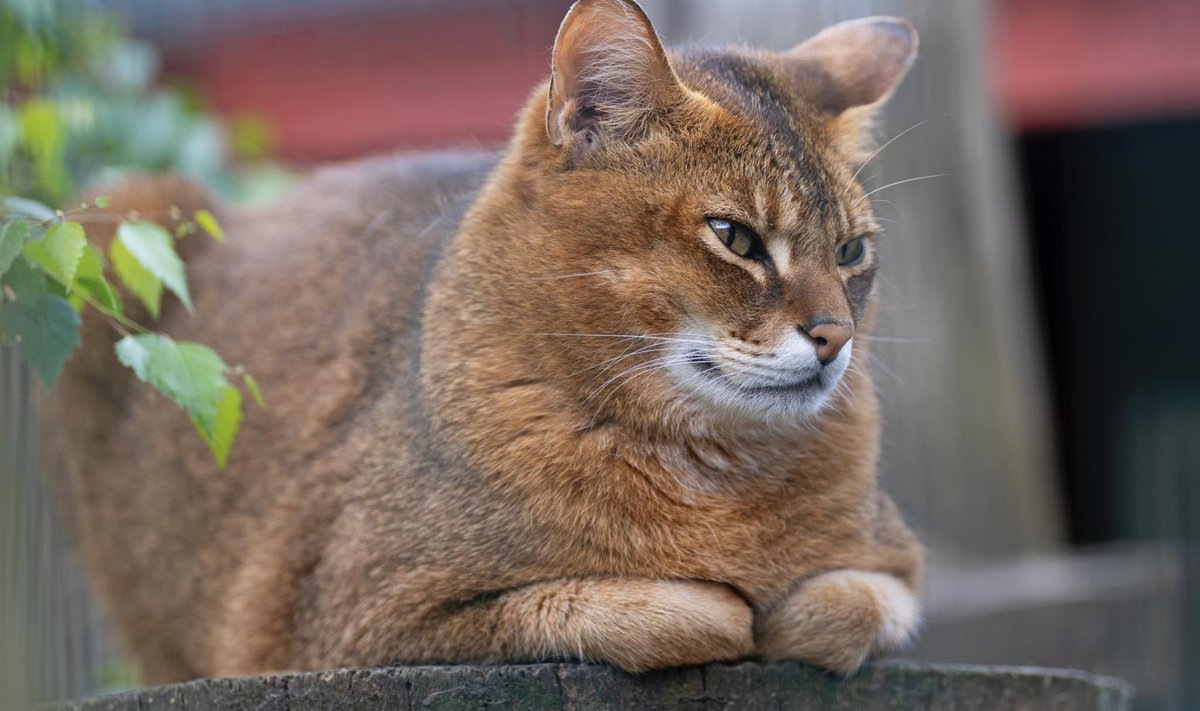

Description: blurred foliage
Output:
[0,0,279,467]
[92,659,142,696]
[0,0,292,204]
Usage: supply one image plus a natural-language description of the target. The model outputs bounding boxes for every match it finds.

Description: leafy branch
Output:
[0,196,261,469]
[0,0,289,470]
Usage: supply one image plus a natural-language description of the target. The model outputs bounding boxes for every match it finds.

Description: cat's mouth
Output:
[686,352,829,398]
[732,374,825,395]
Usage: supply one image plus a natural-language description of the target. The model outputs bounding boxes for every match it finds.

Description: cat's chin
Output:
[673,357,846,424]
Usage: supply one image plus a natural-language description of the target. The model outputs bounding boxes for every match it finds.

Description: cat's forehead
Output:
[672,48,866,236]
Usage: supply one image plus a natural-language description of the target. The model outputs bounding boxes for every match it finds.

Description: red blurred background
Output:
[112,0,1200,161]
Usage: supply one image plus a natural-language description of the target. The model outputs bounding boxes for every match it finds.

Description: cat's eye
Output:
[707,218,765,260]
[835,238,867,267]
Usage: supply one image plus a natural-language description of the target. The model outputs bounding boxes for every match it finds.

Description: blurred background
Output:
[2,0,1197,708]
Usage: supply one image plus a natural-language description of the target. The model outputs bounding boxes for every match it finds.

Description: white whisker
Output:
[527,269,620,281]
[580,344,678,384]
[584,354,690,406]
[857,335,927,344]
[868,352,904,385]
[581,343,671,373]
[535,332,716,347]
[862,173,951,199]
[853,119,929,181]
[585,354,697,422]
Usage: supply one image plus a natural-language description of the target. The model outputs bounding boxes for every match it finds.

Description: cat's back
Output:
[55,148,498,496]
[44,151,496,678]
[196,149,498,392]
[189,148,498,452]
[59,148,495,455]
[221,149,497,326]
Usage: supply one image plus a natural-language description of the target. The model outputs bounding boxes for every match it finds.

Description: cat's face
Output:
[538,105,877,421]
[646,105,877,421]
[526,1,915,424]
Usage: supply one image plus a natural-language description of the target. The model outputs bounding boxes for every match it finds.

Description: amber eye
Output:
[707,218,765,260]
[835,238,867,267]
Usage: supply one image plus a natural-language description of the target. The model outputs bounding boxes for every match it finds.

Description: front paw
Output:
[602,579,755,672]
[756,570,920,675]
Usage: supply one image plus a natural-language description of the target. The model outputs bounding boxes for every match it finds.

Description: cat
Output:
[47,0,924,683]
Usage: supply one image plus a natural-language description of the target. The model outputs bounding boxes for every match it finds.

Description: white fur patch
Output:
[844,570,921,650]
[665,320,854,422]
[766,237,792,273]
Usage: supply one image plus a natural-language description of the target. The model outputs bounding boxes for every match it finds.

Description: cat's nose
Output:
[800,321,852,365]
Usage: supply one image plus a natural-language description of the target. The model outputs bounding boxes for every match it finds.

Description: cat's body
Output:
[48,1,923,683]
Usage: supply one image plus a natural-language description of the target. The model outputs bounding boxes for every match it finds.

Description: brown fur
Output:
[46,1,924,682]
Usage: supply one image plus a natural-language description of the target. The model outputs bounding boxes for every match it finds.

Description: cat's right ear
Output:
[783,16,919,116]
[782,17,918,163]
[546,0,686,152]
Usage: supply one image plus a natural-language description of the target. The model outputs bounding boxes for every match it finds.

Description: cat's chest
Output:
[555,443,878,600]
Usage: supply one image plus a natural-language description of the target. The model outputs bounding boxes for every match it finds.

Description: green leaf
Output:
[151,340,227,432]
[2,196,56,222]
[114,334,153,380]
[0,291,81,387]
[74,275,122,315]
[194,209,224,242]
[242,373,265,409]
[115,221,191,312]
[1,259,46,347]
[117,335,245,468]
[115,334,228,433]
[76,243,104,279]
[110,237,162,318]
[1,257,46,297]
[0,221,29,279]
[93,196,110,209]
[22,221,86,286]
[71,244,122,315]
[194,385,241,470]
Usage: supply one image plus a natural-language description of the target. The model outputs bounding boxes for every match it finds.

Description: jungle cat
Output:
[47,0,924,683]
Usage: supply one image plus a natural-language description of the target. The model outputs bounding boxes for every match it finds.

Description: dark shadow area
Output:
[1019,118,1200,708]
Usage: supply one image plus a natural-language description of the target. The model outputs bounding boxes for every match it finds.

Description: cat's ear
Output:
[546,0,686,150]
[783,16,918,116]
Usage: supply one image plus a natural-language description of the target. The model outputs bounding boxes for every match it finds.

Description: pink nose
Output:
[801,322,852,365]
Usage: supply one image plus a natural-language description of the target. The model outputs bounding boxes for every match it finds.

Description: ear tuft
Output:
[784,16,918,115]
[547,0,684,150]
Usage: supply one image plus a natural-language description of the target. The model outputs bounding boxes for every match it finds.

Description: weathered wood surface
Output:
[53,662,1131,711]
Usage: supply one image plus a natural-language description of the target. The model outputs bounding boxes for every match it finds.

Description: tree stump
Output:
[52,661,1131,710]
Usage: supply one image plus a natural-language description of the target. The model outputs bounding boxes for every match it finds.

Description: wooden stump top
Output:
[55,661,1131,710]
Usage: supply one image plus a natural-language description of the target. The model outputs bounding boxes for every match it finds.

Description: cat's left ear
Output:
[546,0,687,151]
[783,16,918,116]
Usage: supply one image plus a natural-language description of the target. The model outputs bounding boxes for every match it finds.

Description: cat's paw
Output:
[600,579,754,673]
[756,570,919,675]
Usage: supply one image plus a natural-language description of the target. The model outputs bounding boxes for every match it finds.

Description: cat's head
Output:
[506,0,917,425]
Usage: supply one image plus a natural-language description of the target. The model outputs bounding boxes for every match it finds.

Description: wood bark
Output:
[54,661,1132,711]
